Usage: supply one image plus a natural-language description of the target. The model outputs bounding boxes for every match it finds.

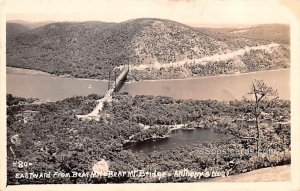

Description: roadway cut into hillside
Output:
[130,43,280,70]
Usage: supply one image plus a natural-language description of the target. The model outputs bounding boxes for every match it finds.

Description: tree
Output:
[249,80,278,156]
[229,80,278,157]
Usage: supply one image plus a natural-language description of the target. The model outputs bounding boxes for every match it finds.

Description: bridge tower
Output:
[114,70,117,87]
[108,71,111,91]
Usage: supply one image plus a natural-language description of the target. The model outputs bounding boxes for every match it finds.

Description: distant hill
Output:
[6,23,29,41]
[7,20,55,29]
[208,24,290,45]
[6,19,290,80]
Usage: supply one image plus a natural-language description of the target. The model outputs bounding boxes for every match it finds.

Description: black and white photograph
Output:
[1,0,300,190]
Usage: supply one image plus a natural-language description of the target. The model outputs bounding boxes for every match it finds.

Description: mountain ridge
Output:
[6,18,290,80]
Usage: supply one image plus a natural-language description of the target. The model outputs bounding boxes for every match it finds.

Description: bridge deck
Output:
[110,68,129,93]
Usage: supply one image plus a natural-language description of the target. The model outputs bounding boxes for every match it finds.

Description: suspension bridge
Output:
[76,67,129,121]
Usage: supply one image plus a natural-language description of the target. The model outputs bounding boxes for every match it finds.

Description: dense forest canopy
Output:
[7,93,290,184]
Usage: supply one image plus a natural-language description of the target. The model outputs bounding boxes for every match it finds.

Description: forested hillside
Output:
[7,93,290,184]
[6,23,29,41]
[6,19,290,80]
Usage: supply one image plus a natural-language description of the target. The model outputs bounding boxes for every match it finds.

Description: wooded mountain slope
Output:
[7,19,290,80]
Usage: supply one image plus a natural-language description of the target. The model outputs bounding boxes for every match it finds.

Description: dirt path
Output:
[205,165,290,182]
[76,95,112,121]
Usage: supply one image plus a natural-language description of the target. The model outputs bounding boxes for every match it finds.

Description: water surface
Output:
[125,128,233,154]
[121,69,290,101]
[7,67,290,101]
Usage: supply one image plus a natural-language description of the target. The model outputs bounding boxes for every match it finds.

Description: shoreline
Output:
[6,66,109,82]
[125,123,212,146]
[126,68,290,83]
[6,66,52,76]
[7,66,289,84]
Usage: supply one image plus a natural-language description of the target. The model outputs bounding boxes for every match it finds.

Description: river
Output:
[121,69,290,100]
[6,67,290,101]
[6,67,109,101]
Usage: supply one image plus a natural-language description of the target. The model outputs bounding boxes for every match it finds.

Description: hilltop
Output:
[6,19,290,80]
[6,23,30,41]
[7,20,55,29]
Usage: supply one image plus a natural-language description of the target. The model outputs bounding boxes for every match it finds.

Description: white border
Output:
[1,0,299,191]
